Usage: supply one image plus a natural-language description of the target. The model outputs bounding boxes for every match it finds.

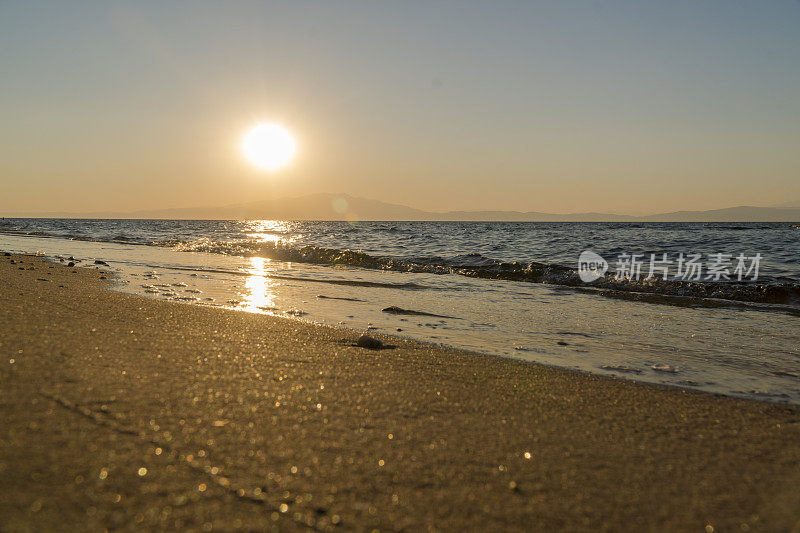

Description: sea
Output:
[2,219,799,404]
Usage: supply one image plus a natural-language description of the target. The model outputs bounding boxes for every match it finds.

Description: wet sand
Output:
[1,253,799,531]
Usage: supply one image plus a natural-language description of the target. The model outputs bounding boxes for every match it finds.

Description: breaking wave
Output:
[166,238,800,311]
[3,219,799,311]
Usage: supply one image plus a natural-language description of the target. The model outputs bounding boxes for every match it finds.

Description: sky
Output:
[1,1,799,215]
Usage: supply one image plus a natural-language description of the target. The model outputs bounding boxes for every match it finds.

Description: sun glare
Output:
[242,123,297,171]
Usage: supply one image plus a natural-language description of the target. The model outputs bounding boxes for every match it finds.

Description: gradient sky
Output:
[1,1,799,215]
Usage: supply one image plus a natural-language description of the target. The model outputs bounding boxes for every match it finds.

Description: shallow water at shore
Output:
[3,219,800,311]
[3,232,799,405]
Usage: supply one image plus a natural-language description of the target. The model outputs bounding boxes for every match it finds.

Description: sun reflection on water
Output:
[245,220,299,245]
[241,256,277,313]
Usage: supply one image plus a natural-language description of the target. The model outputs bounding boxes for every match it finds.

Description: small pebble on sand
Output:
[356,334,383,350]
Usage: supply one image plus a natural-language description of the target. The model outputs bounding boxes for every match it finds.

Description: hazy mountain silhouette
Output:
[5,193,800,221]
[771,200,800,208]
[638,205,800,222]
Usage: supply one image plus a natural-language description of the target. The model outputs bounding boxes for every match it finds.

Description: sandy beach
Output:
[1,252,799,531]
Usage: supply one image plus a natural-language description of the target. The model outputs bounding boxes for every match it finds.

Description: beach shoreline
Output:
[2,252,799,530]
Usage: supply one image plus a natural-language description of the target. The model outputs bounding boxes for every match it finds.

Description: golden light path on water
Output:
[240,221,299,314]
[242,256,276,313]
[245,220,295,245]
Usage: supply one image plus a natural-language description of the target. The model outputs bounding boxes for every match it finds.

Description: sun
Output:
[242,123,297,171]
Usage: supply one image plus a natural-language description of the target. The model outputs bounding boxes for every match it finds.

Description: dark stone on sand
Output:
[381,306,456,319]
[100,276,107,279]
[317,295,363,302]
[557,341,569,346]
[68,262,75,267]
[3,252,9,256]
[94,260,108,265]
[36,278,50,282]
[356,334,383,350]
[600,365,643,375]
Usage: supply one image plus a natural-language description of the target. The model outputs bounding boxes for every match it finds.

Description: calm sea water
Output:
[2,219,799,403]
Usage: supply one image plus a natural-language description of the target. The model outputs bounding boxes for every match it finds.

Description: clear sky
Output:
[1,1,799,215]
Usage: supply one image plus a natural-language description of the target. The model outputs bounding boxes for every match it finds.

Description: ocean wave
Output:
[3,221,798,310]
[0,226,148,245]
[162,238,800,310]
[139,262,428,290]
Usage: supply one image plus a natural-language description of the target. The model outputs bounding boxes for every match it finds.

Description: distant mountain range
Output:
[770,200,800,208]
[5,193,800,221]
